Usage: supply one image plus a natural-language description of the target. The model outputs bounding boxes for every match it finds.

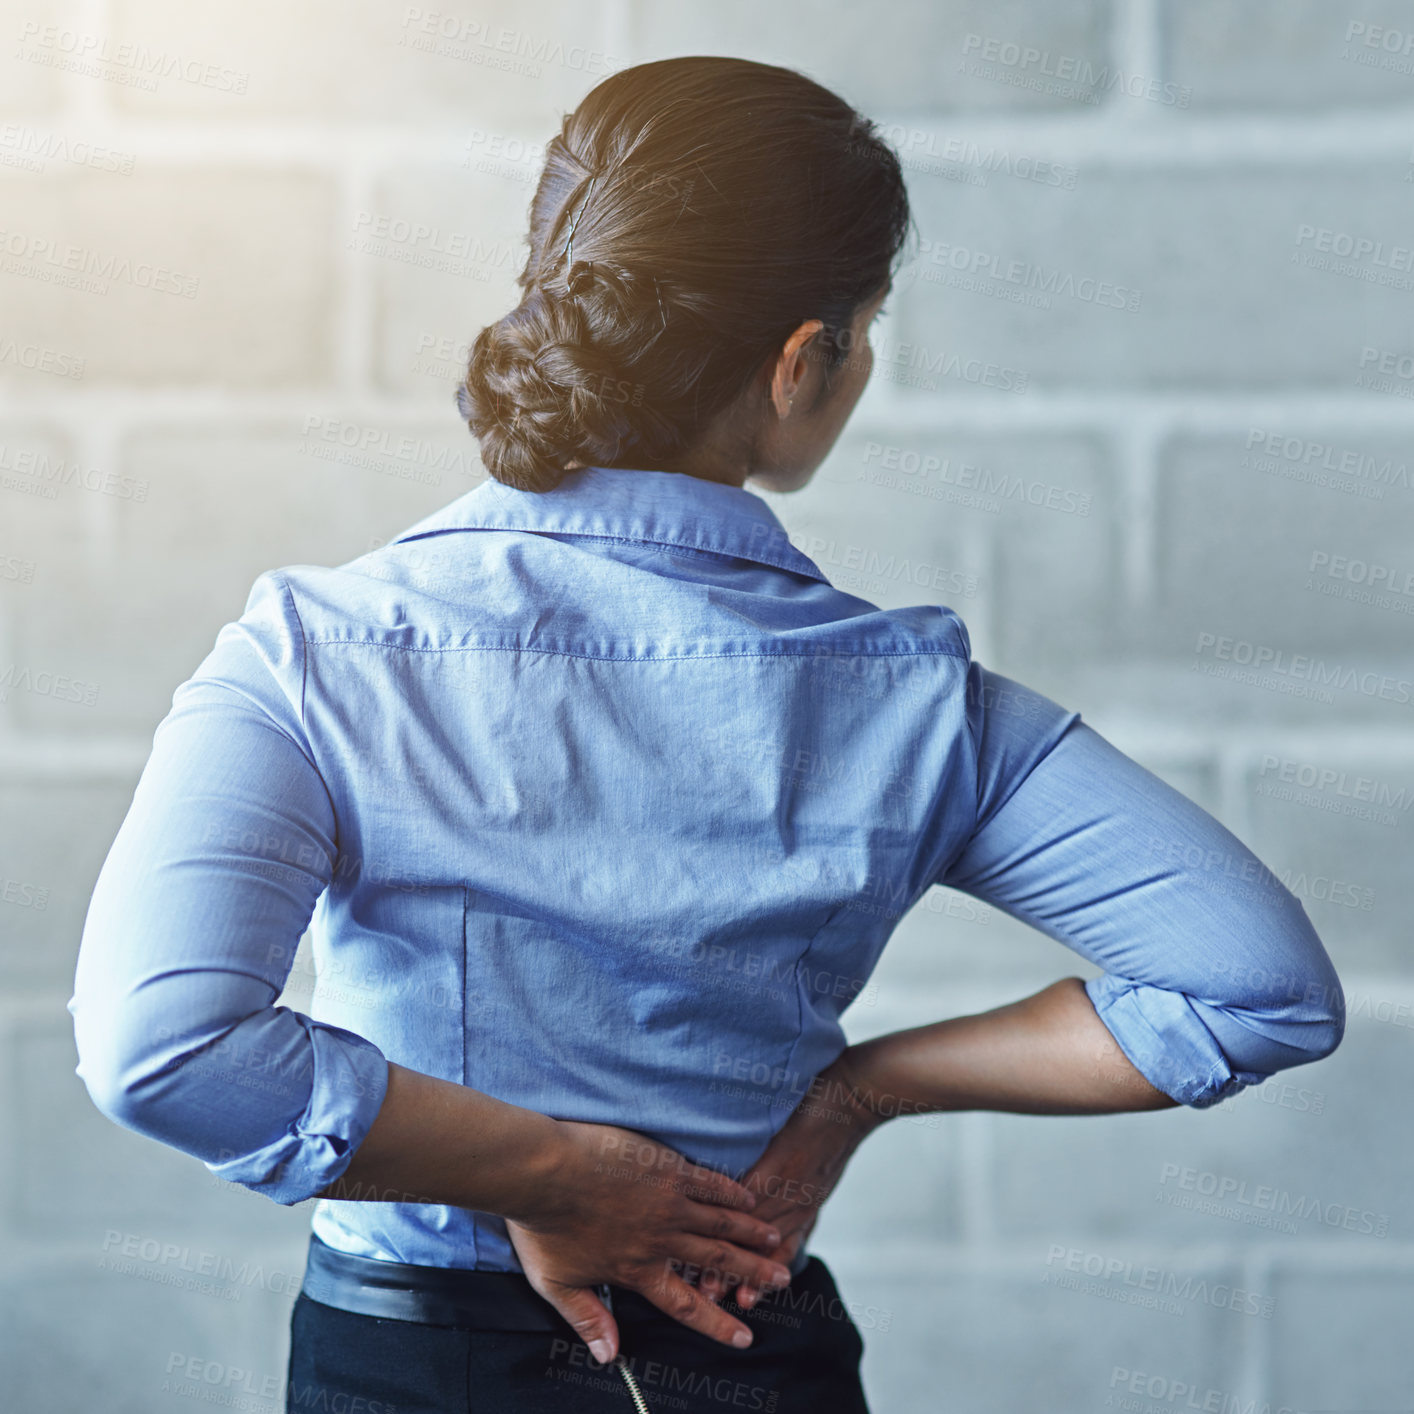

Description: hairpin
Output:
[563,170,601,267]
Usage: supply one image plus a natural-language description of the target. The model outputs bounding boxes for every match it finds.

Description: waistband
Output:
[300,1233,814,1331]
[301,1233,577,1329]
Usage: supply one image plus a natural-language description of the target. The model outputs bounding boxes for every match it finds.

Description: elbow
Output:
[73,1019,160,1135]
[1227,947,1347,1076]
[1277,920,1347,1065]
[1299,975,1346,1062]
[70,994,190,1139]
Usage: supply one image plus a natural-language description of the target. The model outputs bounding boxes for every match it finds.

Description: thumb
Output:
[542,1283,621,1365]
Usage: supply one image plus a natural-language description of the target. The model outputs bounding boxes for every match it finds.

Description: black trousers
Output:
[285,1256,871,1414]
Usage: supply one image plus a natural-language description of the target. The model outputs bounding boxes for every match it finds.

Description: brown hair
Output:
[456,55,911,493]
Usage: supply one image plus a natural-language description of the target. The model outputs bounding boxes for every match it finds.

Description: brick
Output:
[901,166,1414,393]
[369,166,534,397]
[12,1019,317,1243]
[814,430,1113,671]
[1154,432,1414,661]
[0,168,335,386]
[2,1,68,115]
[0,426,82,735]
[1268,1267,1414,1408]
[985,436,1116,670]
[107,0,620,120]
[821,1254,1245,1414]
[0,780,137,990]
[770,431,988,616]
[1245,755,1414,974]
[987,1002,1403,1244]
[810,1109,964,1247]
[631,0,1115,113]
[9,424,472,732]
[872,885,1096,990]
[0,1252,292,1410]
[1162,0,1414,109]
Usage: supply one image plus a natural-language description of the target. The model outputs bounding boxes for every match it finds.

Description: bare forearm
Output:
[840,977,1179,1120]
[313,1061,565,1217]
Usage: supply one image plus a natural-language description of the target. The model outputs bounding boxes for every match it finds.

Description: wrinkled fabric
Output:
[70,464,1345,1273]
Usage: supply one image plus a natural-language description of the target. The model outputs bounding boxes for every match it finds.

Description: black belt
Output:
[300,1232,812,1332]
[300,1232,576,1330]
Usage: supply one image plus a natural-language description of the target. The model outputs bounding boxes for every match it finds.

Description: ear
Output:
[768,319,824,416]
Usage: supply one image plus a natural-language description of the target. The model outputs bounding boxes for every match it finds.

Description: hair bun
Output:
[565,259,597,297]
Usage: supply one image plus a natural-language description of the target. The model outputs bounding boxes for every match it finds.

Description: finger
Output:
[537,1283,621,1365]
[673,1235,791,1299]
[736,1283,760,1309]
[680,1163,759,1213]
[641,1269,758,1350]
[683,1198,782,1254]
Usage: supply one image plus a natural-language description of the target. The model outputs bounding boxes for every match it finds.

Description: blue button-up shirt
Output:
[70,464,1345,1273]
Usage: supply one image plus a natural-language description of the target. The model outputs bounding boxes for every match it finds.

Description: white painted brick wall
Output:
[2,2,1410,1409]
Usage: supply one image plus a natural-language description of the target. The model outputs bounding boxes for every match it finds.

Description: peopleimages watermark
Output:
[958,33,1191,107]
[698,722,923,804]
[15,22,250,93]
[746,520,980,599]
[545,1338,779,1412]
[1156,1163,1388,1237]
[1340,19,1414,76]
[708,1052,943,1130]
[1356,344,1414,401]
[859,440,1092,516]
[652,936,879,1009]
[1142,832,1285,903]
[100,1230,301,1301]
[397,8,627,78]
[299,415,481,486]
[1254,751,1412,827]
[160,1353,285,1412]
[1042,1245,1274,1319]
[1191,630,1414,708]
[409,329,471,381]
[915,236,1141,312]
[1292,223,1414,292]
[1242,424,1409,499]
[1305,547,1414,618]
[0,121,136,175]
[0,442,149,501]
[0,552,37,583]
[818,328,1029,394]
[348,210,518,282]
[0,339,85,378]
[266,939,465,1016]
[1203,1074,1326,1120]
[0,662,100,708]
[0,225,199,297]
[1274,865,1374,913]
[1,877,49,909]
[461,127,546,182]
[1106,1364,1308,1414]
[864,125,1078,190]
[199,817,434,896]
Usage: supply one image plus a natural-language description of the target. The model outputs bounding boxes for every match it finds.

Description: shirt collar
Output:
[390,464,830,584]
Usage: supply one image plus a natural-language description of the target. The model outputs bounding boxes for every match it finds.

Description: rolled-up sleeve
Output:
[938,661,1346,1108]
[68,571,389,1202]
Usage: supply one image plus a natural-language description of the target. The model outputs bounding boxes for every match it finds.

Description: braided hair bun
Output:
[455,56,911,493]
[457,258,667,493]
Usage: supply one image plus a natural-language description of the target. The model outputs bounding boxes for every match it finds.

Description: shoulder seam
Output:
[272,571,311,731]
[298,639,970,662]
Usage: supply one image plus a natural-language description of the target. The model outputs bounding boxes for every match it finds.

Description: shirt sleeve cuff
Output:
[206,1020,390,1205]
[1084,973,1252,1109]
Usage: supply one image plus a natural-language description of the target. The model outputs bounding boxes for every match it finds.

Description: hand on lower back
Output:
[504,1119,793,1362]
